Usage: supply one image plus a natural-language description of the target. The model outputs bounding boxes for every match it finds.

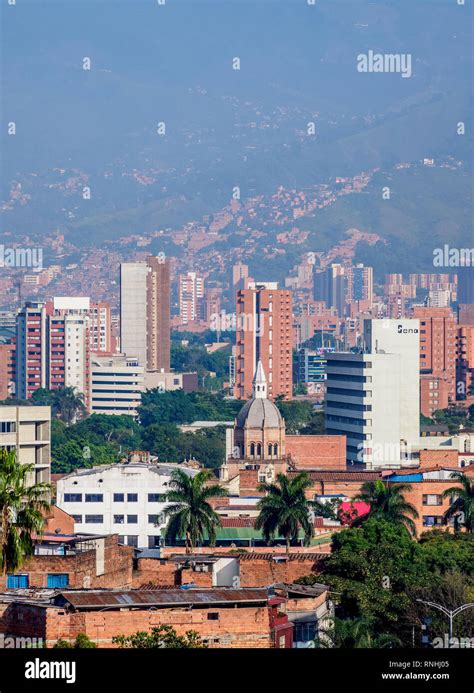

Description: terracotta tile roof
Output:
[220,517,255,528]
[289,470,382,482]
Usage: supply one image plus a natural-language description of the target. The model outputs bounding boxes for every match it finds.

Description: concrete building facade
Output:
[0,405,51,484]
[56,462,198,549]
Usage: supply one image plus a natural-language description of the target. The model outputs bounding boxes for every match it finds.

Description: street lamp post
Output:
[416,599,474,642]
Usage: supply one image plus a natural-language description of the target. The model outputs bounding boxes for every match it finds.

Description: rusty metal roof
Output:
[53,589,269,611]
[238,552,326,561]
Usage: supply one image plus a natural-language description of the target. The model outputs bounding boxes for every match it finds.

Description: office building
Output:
[90,355,144,417]
[325,319,420,469]
[295,349,327,384]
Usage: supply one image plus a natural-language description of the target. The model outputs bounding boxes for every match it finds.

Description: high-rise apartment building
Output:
[457,264,474,305]
[16,301,91,407]
[234,282,293,400]
[232,263,249,287]
[0,340,15,400]
[346,264,373,304]
[47,313,90,410]
[147,256,171,371]
[16,302,47,400]
[120,257,170,371]
[325,319,420,469]
[314,264,346,316]
[456,324,474,403]
[412,306,456,404]
[50,297,112,355]
[314,264,372,316]
[178,271,204,324]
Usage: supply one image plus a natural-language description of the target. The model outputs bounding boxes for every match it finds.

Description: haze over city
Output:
[0,0,472,686]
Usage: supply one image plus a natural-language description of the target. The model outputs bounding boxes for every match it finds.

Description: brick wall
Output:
[0,535,133,590]
[418,451,459,468]
[239,556,321,587]
[1,602,276,648]
[286,435,346,470]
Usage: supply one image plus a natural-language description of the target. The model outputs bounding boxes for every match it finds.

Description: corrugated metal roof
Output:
[53,588,269,610]
[238,552,326,562]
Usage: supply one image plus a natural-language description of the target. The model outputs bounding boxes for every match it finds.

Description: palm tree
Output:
[315,617,401,649]
[163,469,228,553]
[0,449,51,575]
[255,472,314,553]
[442,472,474,532]
[354,479,419,536]
[32,387,86,425]
[53,387,86,425]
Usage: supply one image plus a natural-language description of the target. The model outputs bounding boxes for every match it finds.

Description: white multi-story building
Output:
[326,319,420,469]
[90,355,144,417]
[56,462,198,548]
[179,271,204,324]
[120,262,148,367]
[0,405,51,485]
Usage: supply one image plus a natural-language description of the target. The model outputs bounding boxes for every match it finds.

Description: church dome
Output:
[235,360,284,430]
[236,397,283,429]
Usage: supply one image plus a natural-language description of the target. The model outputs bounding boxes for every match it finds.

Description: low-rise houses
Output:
[0,583,332,649]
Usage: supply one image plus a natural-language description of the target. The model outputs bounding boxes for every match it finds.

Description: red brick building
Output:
[0,589,294,648]
[413,306,456,405]
[0,534,133,591]
[0,341,15,400]
[235,283,293,400]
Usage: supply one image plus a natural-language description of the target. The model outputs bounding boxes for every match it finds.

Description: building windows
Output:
[127,536,138,547]
[127,515,138,524]
[47,574,69,589]
[423,516,444,527]
[148,536,161,548]
[0,422,16,433]
[148,515,161,524]
[422,495,442,506]
[114,515,125,524]
[85,515,103,524]
[85,494,103,503]
[207,613,220,621]
[148,493,165,502]
[127,493,138,502]
[7,574,29,589]
[64,493,82,503]
[72,515,82,523]
[113,493,125,502]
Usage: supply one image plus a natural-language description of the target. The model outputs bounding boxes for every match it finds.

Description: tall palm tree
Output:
[354,479,419,536]
[255,472,314,553]
[0,449,51,575]
[442,472,474,532]
[163,469,228,553]
[53,387,86,425]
